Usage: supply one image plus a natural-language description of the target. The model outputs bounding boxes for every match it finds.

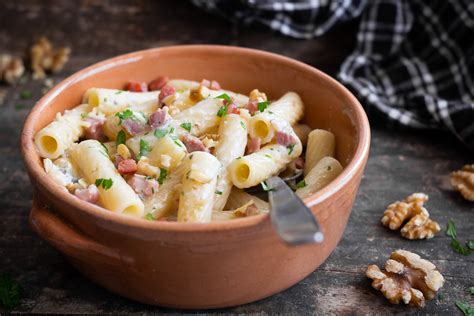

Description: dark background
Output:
[0,1,472,314]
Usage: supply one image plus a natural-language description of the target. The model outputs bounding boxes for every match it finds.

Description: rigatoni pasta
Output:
[304,129,336,176]
[35,75,343,223]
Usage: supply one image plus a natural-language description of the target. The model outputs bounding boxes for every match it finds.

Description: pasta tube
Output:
[228,125,303,188]
[35,104,89,159]
[224,188,269,211]
[304,129,336,176]
[177,152,221,223]
[70,140,144,216]
[144,163,185,218]
[213,114,248,210]
[147,134,187,171]
[84,88,159,115]
[266,92,304,125]
[296,156,343,199]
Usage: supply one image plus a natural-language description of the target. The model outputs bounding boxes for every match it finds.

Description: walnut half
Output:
[451,164,474,201]
[30,36,71,80]
[366,250,445,308]
[0,54,25,84]
[381,193,440,240]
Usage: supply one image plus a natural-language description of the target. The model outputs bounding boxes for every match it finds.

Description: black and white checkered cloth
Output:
[192,0,474,150]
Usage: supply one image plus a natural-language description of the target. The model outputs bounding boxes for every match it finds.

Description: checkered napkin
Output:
[192,0,474,150]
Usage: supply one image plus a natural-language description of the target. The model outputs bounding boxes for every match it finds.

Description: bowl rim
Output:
[21,44,370,233]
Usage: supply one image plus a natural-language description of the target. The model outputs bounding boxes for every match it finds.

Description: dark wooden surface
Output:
[1,1,473,315]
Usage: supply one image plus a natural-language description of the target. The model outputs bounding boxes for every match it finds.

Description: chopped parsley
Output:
[158,168,168,185]
[115,109,134,123]
[215,93,232,104]
[296,180,306,188]
[154,128,168,139]
[470,287,474,295]
[456,301,474,316]
[173,138,183,147]
[180,122,192,133]
[19,90,32,100]
[446,220,472,255]
[103,97,107,102]
[261,181,275,192]
[257,100,270,112]
[287,143,295,155]
[14,104,27,110]
[95,178,113,190]
[215,93,231,117]
[138,139,150,160]
[116,130,126,145]
[446,220,457,239]
[170,127,175,134]
[115,90,124,95]
[0,274,22,311]
[468,241,474,250]
[145,213,155,221]
[80,113,87,119]
[265,154,272,159]
[240,121,246,129]
[217,104,228,117]
[215,190,223,195]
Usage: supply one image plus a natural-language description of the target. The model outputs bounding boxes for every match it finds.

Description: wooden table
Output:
[1,1,472,314]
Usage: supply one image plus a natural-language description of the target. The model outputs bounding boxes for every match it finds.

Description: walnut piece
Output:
[381,193,440,240]
[366,249,445,308]
[30,36,71,80]
[248,89,267,103]
[0,54,25,84]
[451,164,474,201]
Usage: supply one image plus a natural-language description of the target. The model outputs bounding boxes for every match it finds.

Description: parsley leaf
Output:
[170,127,175,134]
[215,190,223,195]
[0,274,22,311]
[240,121,246,129]
[138,139,150,160]
[296,180,306,188]
[145,213,155,221]
[154,128,168,139]
[180,122,192,133]
[456,301,474,316]
[116,130,126,145]
[265,154,272,159]
[19,90,32,100]
[451,239,472,255]
[215,93,232,104]
[115,90,124,95]
[217,105,228,117]
[446,219,457,239]
[115,109,134,123]
[257,100,270,112]
[158,168,168,185]
[446,220,472,255]
[95,178,113,190]
[287,143,295,155]
[467,240,474,250]
[215,93,231,117]
[261,181,275,192]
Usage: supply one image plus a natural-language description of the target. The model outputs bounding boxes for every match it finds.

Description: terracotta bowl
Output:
[21,45,370,309]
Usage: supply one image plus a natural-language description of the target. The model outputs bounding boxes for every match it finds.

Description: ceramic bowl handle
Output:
[29,195,120,264]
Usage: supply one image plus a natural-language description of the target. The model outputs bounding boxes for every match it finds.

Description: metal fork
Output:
[266,176,324,245]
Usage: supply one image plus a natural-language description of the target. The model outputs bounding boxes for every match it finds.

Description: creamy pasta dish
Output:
[35,77,343,222]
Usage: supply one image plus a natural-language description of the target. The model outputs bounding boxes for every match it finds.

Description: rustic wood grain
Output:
[0,1,473,315]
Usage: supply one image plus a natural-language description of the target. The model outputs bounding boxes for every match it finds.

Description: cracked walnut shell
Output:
[451,164,474,201]
[366,250,444,308]
[381,193,440,240]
